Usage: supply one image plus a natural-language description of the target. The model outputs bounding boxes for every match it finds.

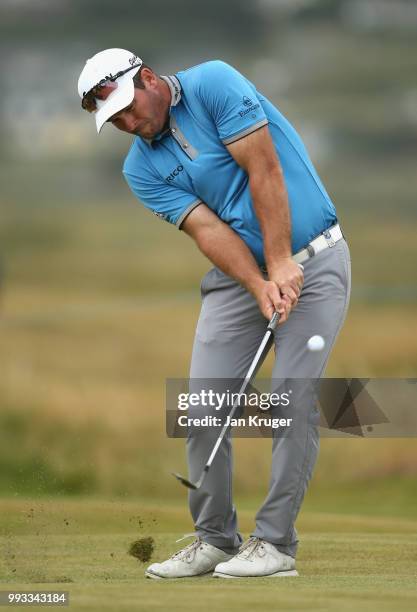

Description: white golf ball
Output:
[307,335,325,352]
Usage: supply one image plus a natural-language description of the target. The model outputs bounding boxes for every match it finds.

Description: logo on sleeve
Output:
[238,95,260,117]
[153,211,168,220]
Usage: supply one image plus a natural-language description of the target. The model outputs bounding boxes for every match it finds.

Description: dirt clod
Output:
[128,537,155,563]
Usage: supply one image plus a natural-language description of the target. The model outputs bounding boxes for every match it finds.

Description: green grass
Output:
[1,498,417,611]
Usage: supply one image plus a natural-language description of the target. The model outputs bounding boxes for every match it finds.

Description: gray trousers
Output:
[186,239,351,558]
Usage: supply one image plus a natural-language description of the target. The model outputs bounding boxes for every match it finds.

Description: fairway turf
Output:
[1,499,416,611]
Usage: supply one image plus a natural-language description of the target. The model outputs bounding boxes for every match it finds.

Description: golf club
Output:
[172,311,280,490]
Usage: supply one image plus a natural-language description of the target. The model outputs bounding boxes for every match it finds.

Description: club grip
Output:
[267,311,280,331]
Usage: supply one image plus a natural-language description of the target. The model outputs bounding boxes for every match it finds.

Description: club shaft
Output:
[205,320,277,468]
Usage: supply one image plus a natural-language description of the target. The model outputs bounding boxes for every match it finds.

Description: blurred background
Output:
[0,0,416,513]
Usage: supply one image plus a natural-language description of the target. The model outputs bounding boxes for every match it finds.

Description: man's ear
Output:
[140,67,157,88]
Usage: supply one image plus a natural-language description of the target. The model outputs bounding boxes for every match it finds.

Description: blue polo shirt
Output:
[123,60,337,267]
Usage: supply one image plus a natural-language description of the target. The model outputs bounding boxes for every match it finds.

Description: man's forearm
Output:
[182,202,294,322]
[249,166,292,273]
[192,218,264,297]
[223,125,303,318]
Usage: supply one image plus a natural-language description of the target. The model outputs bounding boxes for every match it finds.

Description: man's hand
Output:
[269,257,304,309]
[251,278,286,322]
[252,260,304,324]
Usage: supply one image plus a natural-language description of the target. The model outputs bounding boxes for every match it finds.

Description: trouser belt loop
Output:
[306,244,315,258]
[323,228,336,248]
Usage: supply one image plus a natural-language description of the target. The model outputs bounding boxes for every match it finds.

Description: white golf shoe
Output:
[145,535,233,579]
[213,537,298,578]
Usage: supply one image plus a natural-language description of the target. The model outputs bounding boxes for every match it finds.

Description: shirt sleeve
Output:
[123,158,202,230]
[195,60,268,145]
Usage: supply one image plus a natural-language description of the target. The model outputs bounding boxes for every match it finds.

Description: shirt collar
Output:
[161,75,182,107]
[142,74,182,146]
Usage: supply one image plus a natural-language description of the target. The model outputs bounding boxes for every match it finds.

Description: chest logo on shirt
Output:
[165,164,184,183]
[239,96,260,118]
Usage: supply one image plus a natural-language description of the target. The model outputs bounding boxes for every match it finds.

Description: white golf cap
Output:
[78,48,142,133]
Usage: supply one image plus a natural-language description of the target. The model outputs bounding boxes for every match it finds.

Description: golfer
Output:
[78,48,351,579]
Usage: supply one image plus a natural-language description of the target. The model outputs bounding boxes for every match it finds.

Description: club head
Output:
[171,472,198,490]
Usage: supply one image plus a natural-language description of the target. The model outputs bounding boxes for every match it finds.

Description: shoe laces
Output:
[171,533,203,563]
[237,537,266,560]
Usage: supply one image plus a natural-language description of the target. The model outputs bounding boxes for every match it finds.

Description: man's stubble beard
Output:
[133,88,170,139]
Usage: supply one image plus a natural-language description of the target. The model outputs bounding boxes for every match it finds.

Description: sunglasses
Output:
[81,61,142,113]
